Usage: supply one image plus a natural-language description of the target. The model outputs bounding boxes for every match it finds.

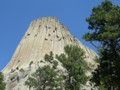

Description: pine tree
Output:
[83,0,120,89]
[0,72,6,90]
[56,45,89,90]
[25,52,64,90]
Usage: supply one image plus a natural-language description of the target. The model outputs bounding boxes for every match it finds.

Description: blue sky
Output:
[0,0,119,70]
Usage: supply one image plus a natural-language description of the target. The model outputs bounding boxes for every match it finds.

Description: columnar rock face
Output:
[3,16,97,90]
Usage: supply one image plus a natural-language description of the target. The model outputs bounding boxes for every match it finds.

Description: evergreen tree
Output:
[25,52,64,90]
[25,66,63,90]
[56,45,89,90]
[83,0,120,89]
[0,72,6,90]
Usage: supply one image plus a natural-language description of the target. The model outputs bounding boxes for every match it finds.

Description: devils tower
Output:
[3,16,97,90]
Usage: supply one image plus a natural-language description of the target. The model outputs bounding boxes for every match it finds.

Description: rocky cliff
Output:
[2,16,97,90]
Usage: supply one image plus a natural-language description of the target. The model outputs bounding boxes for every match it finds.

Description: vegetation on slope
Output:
[0,72,6,90]
[25,45,89,90]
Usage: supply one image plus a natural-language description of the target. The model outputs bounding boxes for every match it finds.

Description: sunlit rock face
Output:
[3,16,97,90]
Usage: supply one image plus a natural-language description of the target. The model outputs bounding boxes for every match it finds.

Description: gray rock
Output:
[2,16,98,90]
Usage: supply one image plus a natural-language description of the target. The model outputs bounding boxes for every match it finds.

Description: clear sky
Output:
[0,0,119,70]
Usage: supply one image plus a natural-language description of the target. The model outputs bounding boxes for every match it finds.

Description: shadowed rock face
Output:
[3,16,97,90]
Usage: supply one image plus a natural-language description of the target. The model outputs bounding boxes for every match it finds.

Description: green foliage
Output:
[56,45,89,90]
[44,51,53,63]
[44,51,58,69]
[29,61,33,66]
[99,81,107,90]
[16,67,19,70]
[83,0,120,42]
[52,60,58,69]
[83,0,120,89]
[25,77,37,89]
[10,69,15,73]
[19,68,24,72]
[0,72,6,90]
[25,52,64,90]
[25,66,63,90]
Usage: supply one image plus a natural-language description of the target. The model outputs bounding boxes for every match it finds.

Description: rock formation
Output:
[2,16,97,90]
